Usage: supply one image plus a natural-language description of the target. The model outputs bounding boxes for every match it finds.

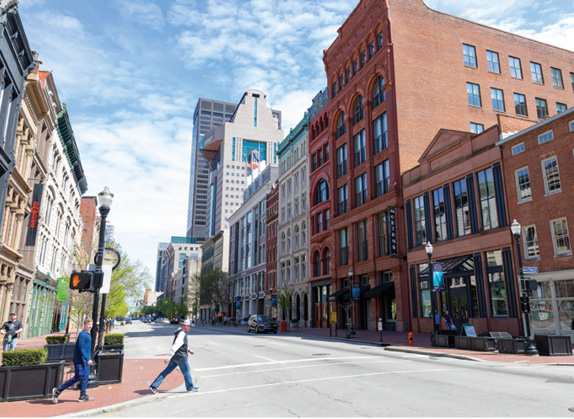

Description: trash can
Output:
[280,321,287,332]
[96,349,124,384]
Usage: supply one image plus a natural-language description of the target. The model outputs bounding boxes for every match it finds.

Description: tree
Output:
[277,284,292,322]
[198,268,229,316]
[104,254,151,318]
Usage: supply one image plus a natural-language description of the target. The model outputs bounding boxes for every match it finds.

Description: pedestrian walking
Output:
[149,319,199,394]
[52,318,95,403]
[1,312,23,351]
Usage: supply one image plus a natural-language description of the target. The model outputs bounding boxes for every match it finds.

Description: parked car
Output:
[125,318,132,324]
[247,315,278,334]
[162,318,170,324]
[155,317,164,324]
[141,317,151,323]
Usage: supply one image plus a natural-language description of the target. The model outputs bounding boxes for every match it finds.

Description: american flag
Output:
[248,149,260,170]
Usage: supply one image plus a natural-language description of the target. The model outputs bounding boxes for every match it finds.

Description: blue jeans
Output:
[57,362,90,397]
[151,358,194,391]
[3,337,17,351]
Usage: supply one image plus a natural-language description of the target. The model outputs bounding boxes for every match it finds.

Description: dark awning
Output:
[363,281,395,299]
[419,255,474,276]
[328,288,349,302]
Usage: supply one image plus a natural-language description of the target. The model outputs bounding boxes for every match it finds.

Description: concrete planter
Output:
[0,361,65,402]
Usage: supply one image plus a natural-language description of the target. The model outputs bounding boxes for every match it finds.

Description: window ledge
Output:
[554,252,573,258]
[544,190,562,197]
[517,198,533,204]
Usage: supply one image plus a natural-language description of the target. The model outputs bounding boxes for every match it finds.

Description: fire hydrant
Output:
[408,332,414,346]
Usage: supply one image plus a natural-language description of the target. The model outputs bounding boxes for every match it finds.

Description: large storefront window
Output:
[418,263,431,317]
[531,279,574,334]
[486,250,508,317]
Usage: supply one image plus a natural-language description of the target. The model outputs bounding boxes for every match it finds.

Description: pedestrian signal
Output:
[70,271,93,291]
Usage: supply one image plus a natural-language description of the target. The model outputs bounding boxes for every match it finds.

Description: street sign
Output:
[523,267,538,274]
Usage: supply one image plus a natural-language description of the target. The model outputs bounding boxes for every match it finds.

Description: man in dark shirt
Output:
[52,318,95,403]
[1,312,23,351]
[149,319,199,394]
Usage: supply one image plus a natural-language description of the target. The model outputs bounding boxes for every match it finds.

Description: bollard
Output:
[408,332,414,346]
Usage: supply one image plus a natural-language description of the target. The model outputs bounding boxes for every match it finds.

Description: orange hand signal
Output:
[72,274,80,287]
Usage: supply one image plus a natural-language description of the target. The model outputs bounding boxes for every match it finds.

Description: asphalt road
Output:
[98,321,574,417]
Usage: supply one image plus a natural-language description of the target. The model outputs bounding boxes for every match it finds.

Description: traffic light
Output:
[70,271,93,291]
[520,295,530,313]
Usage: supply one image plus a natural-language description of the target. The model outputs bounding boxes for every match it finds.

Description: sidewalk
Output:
[2,325,572,417]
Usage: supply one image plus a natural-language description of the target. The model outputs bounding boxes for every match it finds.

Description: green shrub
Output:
[104,333,124,345]
[2,349,48,366]
[45,335,68,344]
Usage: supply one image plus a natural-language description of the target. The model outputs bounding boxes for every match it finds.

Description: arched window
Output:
[336,113,346,139]
[314,251,321,277]
[316,179,329,204]
[281,232,286,254]
[353,96,364,125]
[373,77,385,108]
[294,225,300,248]
[323,249,331,275]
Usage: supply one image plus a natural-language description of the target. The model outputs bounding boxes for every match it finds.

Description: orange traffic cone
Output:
[408,332,414,346]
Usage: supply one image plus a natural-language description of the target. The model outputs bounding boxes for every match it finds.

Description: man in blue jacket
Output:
[52,318,95,403]
[149,319,199,394]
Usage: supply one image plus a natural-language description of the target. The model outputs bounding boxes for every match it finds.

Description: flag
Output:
[248,149,260,170]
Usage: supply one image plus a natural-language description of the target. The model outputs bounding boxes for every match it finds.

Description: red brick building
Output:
[265,182,279,317]
[312,0,574,333]
[497,108,574,336]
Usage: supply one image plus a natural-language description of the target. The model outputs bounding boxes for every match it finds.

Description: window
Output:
[338,184,348,215]
[360,50,366,68]
[467,83,481,107]
[571,72,574,92]
[353,96,364,124]
[337,144,347,177]
[487,251,508,317]
[486,50,500,73]
[433,188,447,242]
[336,113,346,138]
[346,67,351,84]
[491,88,505,112]
[368,41,375,60]
[453,178,471,237]
[312,154,317,171]
[354,130,366,166]
[413,195,426,246]
[332,81,337,98]
[316,179,329,203]
[570,120,574,132]
[530,62,544,84]
[318,149,323,167]
[314,251,321,277]
[470,122,484,134]
[477,168,498,230]
[357,220,368,261]
[535,98,548,120]
[375,159,390,197]
[374,112,388,153]
[551,67,564,89]
[353,59,358,76]
[551,218,571,255]
[512,143,525,155]
[355,173,367,207]
[317,212,323,233]
[325,209,330,230]
[557,103,567,113]
[463,44,477,67]
[542,156,561,194]
[378,212,388,257]
[377,32,383,50]
[339,228,349,265]
[324,144,329,162]
[515,167,532,203]
[523,225,539,259]
[509,56,522,79]
[373,77,385,108]
[538,130,554,145]
[514,93,527,116]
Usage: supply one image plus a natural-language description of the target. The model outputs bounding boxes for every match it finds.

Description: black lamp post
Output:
[511,219,539,356]
[91,187,114,357]
[426,241,438,335]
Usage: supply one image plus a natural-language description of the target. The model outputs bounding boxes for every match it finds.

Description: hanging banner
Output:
[352,283,360,300]
[25,183,44,246]
[433,262,445,291]
[57,277,69,302]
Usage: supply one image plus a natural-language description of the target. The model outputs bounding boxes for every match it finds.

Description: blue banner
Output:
[433,262,444,291]
[352,283,360,300]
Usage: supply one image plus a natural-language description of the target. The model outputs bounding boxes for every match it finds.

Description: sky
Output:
[17,0,574,286]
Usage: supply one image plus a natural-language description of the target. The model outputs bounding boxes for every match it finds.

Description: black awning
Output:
[328,288,350,302]
[419,255,474,276]
[363,281,395,299]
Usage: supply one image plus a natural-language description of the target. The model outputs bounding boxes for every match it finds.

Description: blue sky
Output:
[18,0,574,283]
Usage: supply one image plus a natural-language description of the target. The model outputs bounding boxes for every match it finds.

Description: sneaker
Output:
[52,388,60,404]
[149,386,158,394]
[188,386,199,392]
[78,395,94,402]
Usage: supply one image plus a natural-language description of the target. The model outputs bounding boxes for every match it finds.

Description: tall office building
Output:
[187,99,238,241]
[201,89,284,274]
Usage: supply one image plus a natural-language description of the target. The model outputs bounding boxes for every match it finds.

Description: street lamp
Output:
[511,219,539,356]
[425,241,438,335]
[346,268,354,338]
[91,187,114,357]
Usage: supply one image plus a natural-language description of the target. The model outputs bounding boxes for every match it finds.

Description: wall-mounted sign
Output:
[388,207,398,256]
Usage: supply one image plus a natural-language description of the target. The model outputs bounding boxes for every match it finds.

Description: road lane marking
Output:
[207,341,220,346]
[255,355,276,362]
[173,368,456,398]
[194,356,380,372]
[203,359,401,378]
